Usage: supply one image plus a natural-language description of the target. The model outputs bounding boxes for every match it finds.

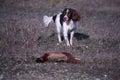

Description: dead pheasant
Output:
[36,52,80,64]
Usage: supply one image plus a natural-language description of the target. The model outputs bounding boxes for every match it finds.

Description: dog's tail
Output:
[43,15,53,27]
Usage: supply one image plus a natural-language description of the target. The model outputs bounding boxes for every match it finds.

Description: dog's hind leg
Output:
[57,32,62,44]
[56,26,62,45]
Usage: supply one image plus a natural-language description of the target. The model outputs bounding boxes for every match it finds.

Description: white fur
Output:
[62,20,76,46]
[55,13,62,44]
[43,15,53,27]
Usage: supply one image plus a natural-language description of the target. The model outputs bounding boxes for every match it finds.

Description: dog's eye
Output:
[68,12,71,16]
[62,12,66,15]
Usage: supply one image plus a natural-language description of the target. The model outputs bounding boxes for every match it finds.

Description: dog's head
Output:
[62,8,80,23]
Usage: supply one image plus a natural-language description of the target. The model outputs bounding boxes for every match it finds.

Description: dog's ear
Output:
[71,9,80,21]
[62,8,67,14]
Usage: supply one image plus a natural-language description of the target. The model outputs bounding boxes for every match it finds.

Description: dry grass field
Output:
[0,0,120,80]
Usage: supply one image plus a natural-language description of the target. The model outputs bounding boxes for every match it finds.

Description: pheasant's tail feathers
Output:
[71,58,81,64]
[43,15,53,27]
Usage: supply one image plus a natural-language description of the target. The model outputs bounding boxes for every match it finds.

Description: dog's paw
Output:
[57,41,63,45]
[66,44,71,47]
[57,43,60,45]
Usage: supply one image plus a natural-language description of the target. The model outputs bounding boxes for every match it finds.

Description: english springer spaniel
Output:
[43,8,80,46]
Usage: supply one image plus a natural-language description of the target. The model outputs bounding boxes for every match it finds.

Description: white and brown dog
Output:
[43,8,80,46]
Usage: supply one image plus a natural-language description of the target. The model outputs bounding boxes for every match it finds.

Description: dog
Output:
[36,52,80,64]
[43,8,80,46]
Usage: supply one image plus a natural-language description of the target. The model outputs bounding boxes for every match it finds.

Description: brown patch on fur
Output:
[70,8,80,21]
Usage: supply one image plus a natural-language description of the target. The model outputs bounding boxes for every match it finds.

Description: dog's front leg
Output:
[63,28,70,46]
[70,31,75,46]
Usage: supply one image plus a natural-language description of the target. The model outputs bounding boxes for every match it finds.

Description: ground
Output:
[0,0,120,80]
